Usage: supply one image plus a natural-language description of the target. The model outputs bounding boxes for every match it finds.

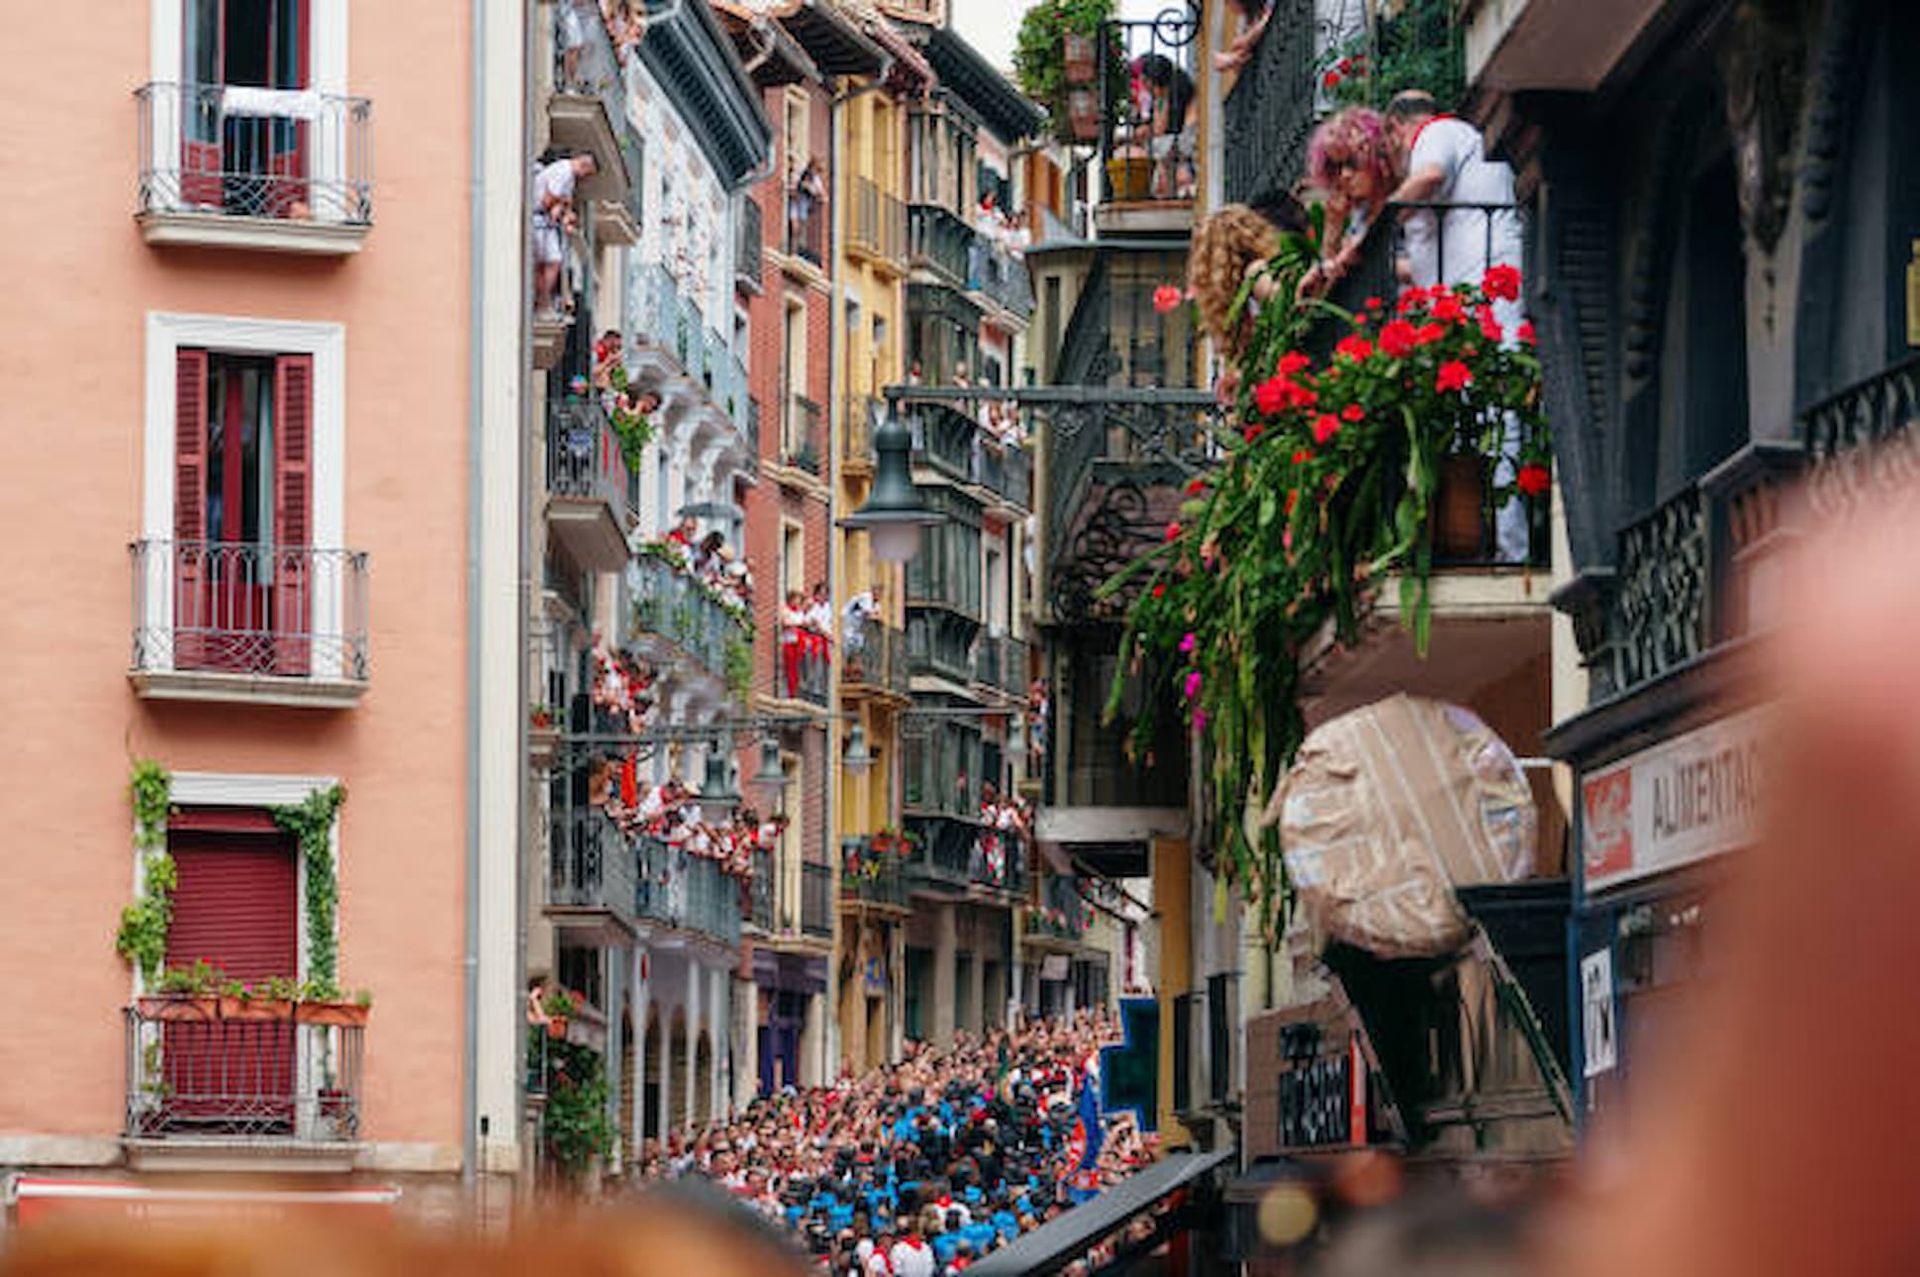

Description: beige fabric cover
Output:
[1263,694,1536,958]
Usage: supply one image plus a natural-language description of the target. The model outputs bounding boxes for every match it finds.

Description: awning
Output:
[966,1148,1237,1277]
[8,1177,401,1225]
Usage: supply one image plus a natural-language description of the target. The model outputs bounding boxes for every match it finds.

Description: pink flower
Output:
[1192,708,1208,734]
[1178,632,1197,654]
[1183,670,1203,701]
[1435,361,1474,393]
[1518,321,1538,346]
[1152,284,1183,314]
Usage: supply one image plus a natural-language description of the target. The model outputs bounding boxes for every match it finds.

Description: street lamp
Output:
[700,748,740,805]
[842,723,875,776]
[838,401,943,563]
[753,738,786,788]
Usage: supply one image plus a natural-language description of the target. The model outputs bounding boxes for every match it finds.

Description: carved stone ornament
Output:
[1722,0,1812,251]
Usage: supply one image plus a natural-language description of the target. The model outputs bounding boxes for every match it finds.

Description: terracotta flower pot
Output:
[219,995,295,1022]
[1066,90,1100,142]
[137,994,218,1023]
[295,1001,371,1028]
[1434,454,1491,561]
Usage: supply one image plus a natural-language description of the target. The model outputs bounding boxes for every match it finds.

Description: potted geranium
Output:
[218,975,297,1022]
[295,979,373,1028]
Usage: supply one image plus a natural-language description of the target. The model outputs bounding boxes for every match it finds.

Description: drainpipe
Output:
[462,0,490,1203]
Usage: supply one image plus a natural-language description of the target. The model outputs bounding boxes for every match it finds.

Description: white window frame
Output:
[143,312,348,678]
[146,0,353,219]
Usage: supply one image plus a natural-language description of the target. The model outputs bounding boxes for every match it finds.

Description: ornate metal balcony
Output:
[781,393,827,477]
[736,196,764,291]
[844,620,909,698]
[546,399,633,571]
[637,835,743,946]
[801,860,834,938]
[1221,0,1319,208]
[1027,874,1092,947]
[787,192,827,267]
[840,836,908,910]
[124,1006,363,1145]
[973,633,1031,698]
[1096,6,1201,208]
[546,793,640,942]
[629,552,753,684]
[908,203,974,287]
[129,540,370,707]
[849,176,907,266]
[134,82,372,254]
[1803,355,1920,519]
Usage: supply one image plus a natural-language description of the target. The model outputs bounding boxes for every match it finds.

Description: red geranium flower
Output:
[1338,57,1353,73]
[1312,413,1342,444]
[1483,264,1523,303]
[1152,284,1183,314]
[1151,583,1165,598]
[1242,424,1265,443]
[1415,322,1448,346]
[1435,361,1474,393]
[1323,70,1341,89]
[1334,335,1374,363]
[1277,351,1312,377]
[1518,321,1537,346]
[1253,376,1289,416]
[1431,293,1466,323]
[1165,521,1182,541]
[1184,477,1206,496]
[1516,463,1551,497]
[1341,403,1365,423]
[1378,319,1418,358]
[1291,449,1313,465]
[1364,296,1384,311]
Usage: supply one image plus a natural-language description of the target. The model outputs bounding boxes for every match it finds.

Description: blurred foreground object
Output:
[0,1184,806,1277]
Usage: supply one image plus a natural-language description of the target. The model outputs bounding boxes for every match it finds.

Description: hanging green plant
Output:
[272,784,348,1000]
[1013,0,1129,145]
[724,635,754,703]
[529,1028,615,1180]
[606,361,657,473]
[1104,231,1547,940]
[115,759,175,982]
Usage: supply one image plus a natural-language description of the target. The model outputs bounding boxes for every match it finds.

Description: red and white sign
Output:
[8,1177,400,1226]
[1581,708,1770,893]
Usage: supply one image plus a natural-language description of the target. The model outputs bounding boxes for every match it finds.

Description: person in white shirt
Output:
[843,582,882,656]
[533,152,597,315]
[1383,91,1523,297]
[1385,91,1530,563]
[889,1227,935,1277]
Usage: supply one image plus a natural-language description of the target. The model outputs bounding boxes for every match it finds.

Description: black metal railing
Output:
[636,834,743,945]
[1028,874,1091,943]
[973,633,1031,697]
[1803,355,1920,511]
[125,1007,363,1141]
[900,818,1028,895]
[903,398,981,484]
[1221,0,1318,207]
[619,124,645,228]
[549,799,640,923]
[801,861,834,937]
[1607,486,1710,695]
[907,611,980,682]
[844,620,909,696]
[841,836,907,909]
[750,867,776,932]
[547,399,633,526]
[974,244,1036,318]
[1097,7,1201,204]
[850,176,907,263]
[978,437,1035,510]
[553,0,631,135]
[908,203,974,286]
[129,540,370,683]
[788,189,827,265]
[783,394,827,475]
[135,82,373,226]
[630,553,752,678]
[781,627,831,706]
[736,196,764,288]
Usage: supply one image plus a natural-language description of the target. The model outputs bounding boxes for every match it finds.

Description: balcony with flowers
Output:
[1105,208,1553,923]
[839,834,910,913]
[627,263,755,464]
[1024,874,1094,951]
[628,542,754,699]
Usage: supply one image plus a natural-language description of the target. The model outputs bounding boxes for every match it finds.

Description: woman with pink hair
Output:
[1300,106,1400,295]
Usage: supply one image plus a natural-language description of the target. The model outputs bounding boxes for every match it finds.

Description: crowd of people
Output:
[975,783,1033,888]
[657,514,756,614]
[634,1011,1162,1275]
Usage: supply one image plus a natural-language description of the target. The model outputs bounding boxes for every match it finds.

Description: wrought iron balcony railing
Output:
[781,628,831,706]
[736,196,764,289]
[1221,0,1318,207]
[908,203,974,287]
[973,633,1031,697]
[787,191,827,266]
[1095,7,1202,204]
[548,799,640,926]
[801,860,834,937]
[974,244,1036,319]
[125,1006,363,1142]
[629,552,752,681]
[553,0,630,140]
[977,438,1034,511]
[844,620,909,697]
[546,398,633,527]
[129,540,370,687]
[750,866,776,932]
[135,82,373,231]
[901,815,1028,896]
[904,398,981,485]
[637,835,743,946]
[1028,874,1091,943]
[840,836,907,909]
[849,176,907,263]
[782,393,827,476]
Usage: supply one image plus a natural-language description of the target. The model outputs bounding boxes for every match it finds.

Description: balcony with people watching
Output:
[1094,7,1201,232]
[630,522,754,693]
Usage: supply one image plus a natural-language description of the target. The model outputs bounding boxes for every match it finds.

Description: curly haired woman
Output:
[1187,201,1305,403]
[1301,106,1400,296]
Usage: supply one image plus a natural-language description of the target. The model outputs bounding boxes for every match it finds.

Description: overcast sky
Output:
[952,0,1170,78]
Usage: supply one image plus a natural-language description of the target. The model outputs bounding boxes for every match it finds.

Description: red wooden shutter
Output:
[166,829,300,982]
[273,353,313,675]
[174,349,210,668]
[163,827,298,1134]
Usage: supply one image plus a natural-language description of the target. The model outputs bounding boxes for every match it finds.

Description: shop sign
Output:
[1582,708,1769,893]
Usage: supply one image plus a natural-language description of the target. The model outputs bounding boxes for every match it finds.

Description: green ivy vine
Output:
[529,1028,615,1179]
[724,635,754,703]
[272,784,347,999]
[115,759,175,982]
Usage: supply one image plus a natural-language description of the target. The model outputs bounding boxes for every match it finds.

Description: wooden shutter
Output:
[174,349,210,668]
[166,829,300,982]
[273,353,313,675]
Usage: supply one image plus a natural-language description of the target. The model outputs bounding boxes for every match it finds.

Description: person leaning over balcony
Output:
[533,152,597,316]
[1299,107,1399,298]
[1134,54,1196,199]
[782,590,810,697]
[844,582,882,657]
[1382,90,1524,298]
[1188,202,1300,403]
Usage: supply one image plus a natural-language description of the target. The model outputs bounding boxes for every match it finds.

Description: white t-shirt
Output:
[889,1239,935,1277]
[806,599,834,635]
[534,159,578,224]
[1403,117,1522,289]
